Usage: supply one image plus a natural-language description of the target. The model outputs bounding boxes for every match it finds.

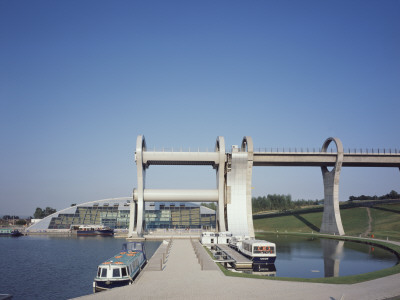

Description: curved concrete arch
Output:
[320,137,345,235]
[321,137,344,176]
[131,135,147,237]
[241,136,254,153]
[242,136,255,238]
[215,136,226,231]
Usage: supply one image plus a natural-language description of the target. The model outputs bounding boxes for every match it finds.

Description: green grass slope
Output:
[253,203,400,241]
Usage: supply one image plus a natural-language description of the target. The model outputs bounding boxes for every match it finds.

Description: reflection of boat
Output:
[76,225,114,236]
[0,228,23,237]
[244,263,277,276]
[231,237,277,264]
[93,242,147,292]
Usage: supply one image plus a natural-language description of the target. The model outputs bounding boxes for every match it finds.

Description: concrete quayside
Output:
[75,237,400,300]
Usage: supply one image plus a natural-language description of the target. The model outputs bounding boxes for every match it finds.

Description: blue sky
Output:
[1,0,399,216]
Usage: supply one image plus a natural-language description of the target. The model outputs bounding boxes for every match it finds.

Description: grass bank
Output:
[253,203,400,241]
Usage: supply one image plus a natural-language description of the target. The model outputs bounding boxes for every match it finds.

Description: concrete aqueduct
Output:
[128,135,400,238]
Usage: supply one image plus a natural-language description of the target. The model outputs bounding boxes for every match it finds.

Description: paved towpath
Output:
[75,239,400,300]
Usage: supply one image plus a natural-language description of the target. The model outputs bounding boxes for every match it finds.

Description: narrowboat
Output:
[201,231,233,245]
[93,242,147,292]
[0,228,23,237]
[228,235,251,251]
[217,232,232,244]
[237,239,276,264]
[200,232,217,244]
[76,225,114,236]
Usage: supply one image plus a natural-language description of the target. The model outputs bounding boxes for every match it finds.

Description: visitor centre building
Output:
[27,197,216,233]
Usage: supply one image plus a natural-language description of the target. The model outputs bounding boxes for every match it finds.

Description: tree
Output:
[34,207,43,219]
[200,202,217,211]
[33,207,57,219]
[16,219,27,225]
[44,207,56,216]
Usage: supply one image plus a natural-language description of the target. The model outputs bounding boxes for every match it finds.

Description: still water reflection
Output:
[240,234,398,278]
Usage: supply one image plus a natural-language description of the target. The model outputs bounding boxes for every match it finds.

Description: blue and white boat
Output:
[93,242,147,292]
[236,239,276,264]
[76,225,114,236]
[0,228,23,237]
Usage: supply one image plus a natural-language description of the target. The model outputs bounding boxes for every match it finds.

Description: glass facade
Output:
[29,198,216,231]
[48,203,131,229]
[145,202,216,230]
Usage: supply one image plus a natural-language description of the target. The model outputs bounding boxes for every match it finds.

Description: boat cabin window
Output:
[97,268,101,277]
[121,267,127,277]
[100,268,107,278]
[113,268,121,278]
[253,245,274,254]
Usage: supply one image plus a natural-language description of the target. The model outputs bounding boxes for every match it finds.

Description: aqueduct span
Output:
[129,136,400,238]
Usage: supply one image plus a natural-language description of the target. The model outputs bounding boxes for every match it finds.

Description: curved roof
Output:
[27,197,216,231]
[27,197,131,231]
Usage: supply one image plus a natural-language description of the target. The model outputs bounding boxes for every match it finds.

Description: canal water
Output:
[0,235,161,300]
[250,233,398,278]
[1,235,398,299]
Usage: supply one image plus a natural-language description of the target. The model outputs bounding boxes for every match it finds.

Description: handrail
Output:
[253,147,400,155]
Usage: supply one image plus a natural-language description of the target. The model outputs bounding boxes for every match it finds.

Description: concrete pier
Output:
[215,244,252,269]
[75,239,400,300]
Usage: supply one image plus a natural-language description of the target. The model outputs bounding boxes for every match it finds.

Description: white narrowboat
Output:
[93,242,147,292]
[217,231,232,244]
[201,231,217,244]
[238,239,276,264]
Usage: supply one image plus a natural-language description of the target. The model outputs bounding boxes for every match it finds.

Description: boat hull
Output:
[252,256,276,264]
[94,279,131,292]
[0,230,23,237]
[239,250,276,264]
[77,229,114,236]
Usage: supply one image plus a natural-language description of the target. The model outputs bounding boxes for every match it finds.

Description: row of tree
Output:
[252,194,319,213]
[202,195,319,213]
[33,207,57,219]
[348,190,400,201]
[2,215,20,220]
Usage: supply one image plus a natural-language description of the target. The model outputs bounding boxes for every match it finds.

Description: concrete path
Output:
[74,239,400,300]
[363,207,373,237]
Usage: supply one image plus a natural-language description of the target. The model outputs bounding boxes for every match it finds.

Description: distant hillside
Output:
[253,203,400,242]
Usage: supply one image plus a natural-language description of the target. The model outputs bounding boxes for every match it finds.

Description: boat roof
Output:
[122,242,144,252]
[100,249,143,267]
[242,239,275,245]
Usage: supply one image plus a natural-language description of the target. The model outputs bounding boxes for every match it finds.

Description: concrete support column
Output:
[320,137,345,236]
[216,136,226,232]
[226,136,255,237]
[242,136,255,238]
[135,135,147,236]
[128,197,136,237]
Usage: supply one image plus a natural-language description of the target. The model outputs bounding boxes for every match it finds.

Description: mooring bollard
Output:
[163,253,166,264]
[160,258,163,270]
